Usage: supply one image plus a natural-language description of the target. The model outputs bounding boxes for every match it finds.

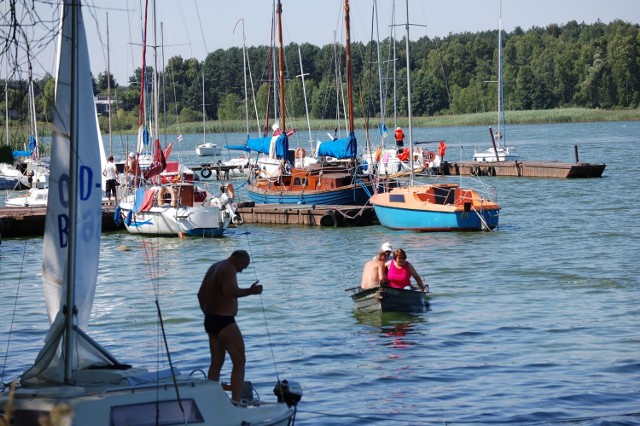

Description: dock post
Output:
[574,145,579,163]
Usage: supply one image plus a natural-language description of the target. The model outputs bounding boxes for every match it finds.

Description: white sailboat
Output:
[472,0,518,162]
[0,2,300,424]
[118,2,236,237]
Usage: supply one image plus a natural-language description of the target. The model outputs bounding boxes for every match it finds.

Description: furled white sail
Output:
[22,1,111,385]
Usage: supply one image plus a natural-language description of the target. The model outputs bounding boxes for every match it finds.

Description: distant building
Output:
[94,95,115,115]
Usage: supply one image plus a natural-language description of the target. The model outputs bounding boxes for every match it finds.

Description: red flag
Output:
[143,139,166,181]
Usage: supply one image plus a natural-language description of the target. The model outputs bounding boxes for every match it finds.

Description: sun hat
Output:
[381,242,393,252]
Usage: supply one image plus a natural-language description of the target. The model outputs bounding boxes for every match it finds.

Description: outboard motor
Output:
[273,380,302,408]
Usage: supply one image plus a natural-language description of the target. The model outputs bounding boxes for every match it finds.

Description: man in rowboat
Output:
[198,250,263,403]
[361,250,388,289]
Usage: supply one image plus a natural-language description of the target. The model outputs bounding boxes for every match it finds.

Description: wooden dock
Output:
[0,205,123,238]
[442,160,606,178]
[235,202,376,227]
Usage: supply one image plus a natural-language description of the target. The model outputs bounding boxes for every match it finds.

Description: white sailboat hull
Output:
[196,143,222,156]
[119,201,234,237]
[9,371,294,426]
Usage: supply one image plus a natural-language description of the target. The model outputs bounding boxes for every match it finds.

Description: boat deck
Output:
[442,160,606,178]
[235,202,376,227]
[0,205,123,238]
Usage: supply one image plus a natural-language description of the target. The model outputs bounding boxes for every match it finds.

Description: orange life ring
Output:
[423,150,436,162]
[397,148,410,162]
[374,146,383,162]
[295,148,306,159]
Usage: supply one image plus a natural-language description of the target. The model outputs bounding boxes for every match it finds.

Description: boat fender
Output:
[374,146,382,162]
[382,152,390,165]
[201,167,212,178]
[114,206,123,225]
[295,147,306,159]
[226,183,235,201]
[125,210,133,227]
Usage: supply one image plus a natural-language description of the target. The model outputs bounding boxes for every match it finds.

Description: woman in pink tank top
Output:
[386,249,428,292]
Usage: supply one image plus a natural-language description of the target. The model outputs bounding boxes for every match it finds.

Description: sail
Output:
[22,1,115,385]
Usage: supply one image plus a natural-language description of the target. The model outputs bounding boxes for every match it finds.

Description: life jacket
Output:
[394,128,404,142]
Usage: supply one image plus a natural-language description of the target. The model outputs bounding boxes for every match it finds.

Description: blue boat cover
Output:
[246,134,289,158]
[223,144,251,152]
[317,132,357,159]
[12,150,32,158]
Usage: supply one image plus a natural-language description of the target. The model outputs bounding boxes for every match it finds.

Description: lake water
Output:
[1,121,639,425]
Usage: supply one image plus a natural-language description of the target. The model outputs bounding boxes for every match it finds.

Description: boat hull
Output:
[351,286,427,313]
[246,183,373,205]
[2,372,294,426]
[370,184,500,231]
[120,204,232,237]
[195,143,222,156]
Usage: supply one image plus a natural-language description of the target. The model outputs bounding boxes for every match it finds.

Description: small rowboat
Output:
[347,285,427,313]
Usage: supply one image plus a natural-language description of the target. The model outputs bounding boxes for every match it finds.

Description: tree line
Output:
[2,19,638,138]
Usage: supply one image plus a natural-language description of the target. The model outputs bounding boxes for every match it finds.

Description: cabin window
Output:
[389,194,405,203]
[293,177,308,186]
[433,187,455,204]
[111,399,203,425]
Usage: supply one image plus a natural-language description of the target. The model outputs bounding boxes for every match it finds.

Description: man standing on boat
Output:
[198,250,263,403]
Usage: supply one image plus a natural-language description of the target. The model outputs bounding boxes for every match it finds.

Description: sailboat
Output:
[369,0,501,232]
[0,2,300,424]
[245,0,374,206]
[195,74,222,156]
[117,1,236,237]
[472,0,518,163]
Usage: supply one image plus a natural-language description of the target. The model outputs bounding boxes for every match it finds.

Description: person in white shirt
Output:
[103,155,119,205]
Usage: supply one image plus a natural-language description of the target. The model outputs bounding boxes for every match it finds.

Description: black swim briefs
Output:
[204,313,236,336]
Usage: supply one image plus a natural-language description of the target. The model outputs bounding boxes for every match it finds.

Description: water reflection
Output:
[353,310,428,350]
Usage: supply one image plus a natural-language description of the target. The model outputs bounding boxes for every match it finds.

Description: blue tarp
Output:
[317,132,357,159]
[223,144,251,152]
[12,150,32,158]
[246,134,289,158]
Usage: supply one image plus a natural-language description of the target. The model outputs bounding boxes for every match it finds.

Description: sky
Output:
[6,0,640,85]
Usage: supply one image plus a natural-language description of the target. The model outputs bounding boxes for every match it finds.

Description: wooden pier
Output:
[0,205,123,238]
[235,202,376,227]
[442,160,606,178]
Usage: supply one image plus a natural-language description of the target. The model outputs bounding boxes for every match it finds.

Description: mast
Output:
[201,73,206,143]
[497,0,505,147]
[106,12,112,156]
[404,0,413,182]
[345,0,354,134]
[64,0,80,382]
[276,0,285,131]
[374,0,385,142]
[297,46,313,145]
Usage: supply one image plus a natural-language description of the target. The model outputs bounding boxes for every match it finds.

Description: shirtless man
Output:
[360,250,388,289]
[197,250,263,403]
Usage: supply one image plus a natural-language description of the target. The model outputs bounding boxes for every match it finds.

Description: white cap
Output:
[396,127,401,131]
[129,152,135,158]
[381,242,393,252]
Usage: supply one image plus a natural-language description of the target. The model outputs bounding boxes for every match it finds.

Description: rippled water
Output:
[1,121,639,425]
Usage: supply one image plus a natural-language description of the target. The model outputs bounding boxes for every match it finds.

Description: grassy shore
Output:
[165,107,639,135]
[6,107,639,139]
